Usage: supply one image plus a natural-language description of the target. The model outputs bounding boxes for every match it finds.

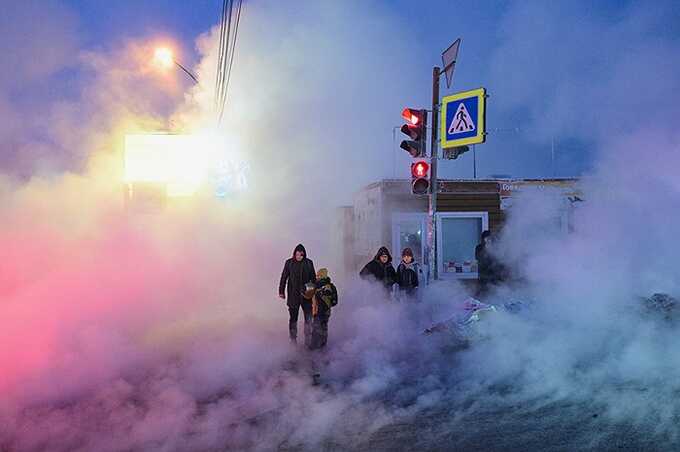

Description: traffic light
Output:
[400,108,427,158]
[411,160,430,195]
[443,145,470,160]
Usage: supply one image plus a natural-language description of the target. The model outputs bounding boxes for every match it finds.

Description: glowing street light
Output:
[153,46,198,84]
[153,47,174,69]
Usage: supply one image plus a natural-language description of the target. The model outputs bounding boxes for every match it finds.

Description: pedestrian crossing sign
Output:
[440,87,486,148]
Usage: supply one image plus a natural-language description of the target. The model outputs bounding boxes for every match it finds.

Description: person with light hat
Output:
[309,267,338,350]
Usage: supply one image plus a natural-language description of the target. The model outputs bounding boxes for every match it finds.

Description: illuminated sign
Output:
[124,133,248,197]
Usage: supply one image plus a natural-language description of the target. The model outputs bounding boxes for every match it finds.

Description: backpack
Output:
[318,282,338,308]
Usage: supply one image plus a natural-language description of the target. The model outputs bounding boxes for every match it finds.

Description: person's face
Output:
[403,255,413,264]
[379,254,388,264]
[295,251,304,261]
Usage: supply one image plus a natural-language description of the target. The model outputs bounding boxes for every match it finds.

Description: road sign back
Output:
[440,87,486,148]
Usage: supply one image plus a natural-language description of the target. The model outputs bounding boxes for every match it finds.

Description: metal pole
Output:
[392,126,397,178]
[551,136,555,177]
[473,144,477,179]
[429,66,440,281]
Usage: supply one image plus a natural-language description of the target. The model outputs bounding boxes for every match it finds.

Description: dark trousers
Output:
[289,300,312,345]
[476,277,494,299]
[310,309,330,350]
[398,288,418,302]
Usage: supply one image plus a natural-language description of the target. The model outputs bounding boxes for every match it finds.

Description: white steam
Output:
[2,1,680,451]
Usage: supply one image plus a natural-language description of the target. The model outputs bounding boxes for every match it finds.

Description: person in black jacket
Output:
[475,230,505,297]
[396,247,419,301]
[359,246,396,298]
[279,244,316,345]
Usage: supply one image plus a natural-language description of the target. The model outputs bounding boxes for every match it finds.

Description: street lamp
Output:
[153,47,198,84]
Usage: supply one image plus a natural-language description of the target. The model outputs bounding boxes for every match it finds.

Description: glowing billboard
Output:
[124,133,247,197]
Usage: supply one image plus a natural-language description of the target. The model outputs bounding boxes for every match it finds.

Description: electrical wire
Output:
[214,0,243,124]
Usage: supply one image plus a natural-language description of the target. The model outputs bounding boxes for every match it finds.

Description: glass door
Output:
[392,213,427,278]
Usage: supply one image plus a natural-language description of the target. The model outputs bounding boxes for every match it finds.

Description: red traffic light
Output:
[412,160,429,178]
[411,160,430,195]
[400,108,426,158]
[401,108,423,126]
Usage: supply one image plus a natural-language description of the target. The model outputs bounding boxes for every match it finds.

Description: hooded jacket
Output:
[359,246,396,288]
[279,244,316,307]
[396,260,419,292]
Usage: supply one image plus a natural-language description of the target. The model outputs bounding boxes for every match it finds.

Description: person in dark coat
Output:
[359,246,396,297]
[309,268,338,351]
[475,230,504,297]
[396,247,419,301]
[279,244,316,345]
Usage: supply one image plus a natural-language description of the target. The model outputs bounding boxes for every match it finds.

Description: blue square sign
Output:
[440,87,486,148]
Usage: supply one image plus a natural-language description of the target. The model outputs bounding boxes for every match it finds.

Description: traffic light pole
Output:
[428,66,440,281]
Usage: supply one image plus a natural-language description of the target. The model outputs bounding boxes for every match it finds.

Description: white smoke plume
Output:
[2,1,680,451]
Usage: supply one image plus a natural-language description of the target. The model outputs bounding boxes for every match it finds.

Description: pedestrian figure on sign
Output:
[396,248,419,301]
[279,244,316,346]
[309,268,338,351]
[359,246,396,299]
[456,109,470,131]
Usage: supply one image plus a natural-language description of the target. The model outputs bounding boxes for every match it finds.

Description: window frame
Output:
[436,211,489,279]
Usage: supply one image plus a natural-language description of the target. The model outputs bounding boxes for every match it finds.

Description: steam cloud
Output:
[2,1,680,451]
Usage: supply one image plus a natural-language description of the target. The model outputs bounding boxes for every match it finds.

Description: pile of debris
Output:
[423,293,680,349]
[423,297,532,347]
[424,298,496,334]
[641,293,678,320]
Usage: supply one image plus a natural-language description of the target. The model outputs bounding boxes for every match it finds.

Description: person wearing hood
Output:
[359,246,396,296]
[475,230,505,297]
[279,244,316,345]
[396,247,419,301]
[309,268,338,350]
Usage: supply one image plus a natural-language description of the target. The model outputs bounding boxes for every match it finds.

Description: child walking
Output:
[309,268,338,350]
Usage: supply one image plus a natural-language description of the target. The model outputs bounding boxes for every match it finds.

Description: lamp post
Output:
[153,47,198,84]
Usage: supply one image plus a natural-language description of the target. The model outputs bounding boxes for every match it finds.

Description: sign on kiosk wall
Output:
[440,87,487,149]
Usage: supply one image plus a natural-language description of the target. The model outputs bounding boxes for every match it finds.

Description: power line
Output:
[218,0,233,113]
[220,0,242,123]
[215,0,229,117]
[215,0,243,124]
[214,0,228,110]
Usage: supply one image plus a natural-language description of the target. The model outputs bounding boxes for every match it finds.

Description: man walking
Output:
[279,244,316,346]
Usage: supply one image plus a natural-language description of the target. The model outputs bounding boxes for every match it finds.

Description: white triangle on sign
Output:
[448,102,475,135]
